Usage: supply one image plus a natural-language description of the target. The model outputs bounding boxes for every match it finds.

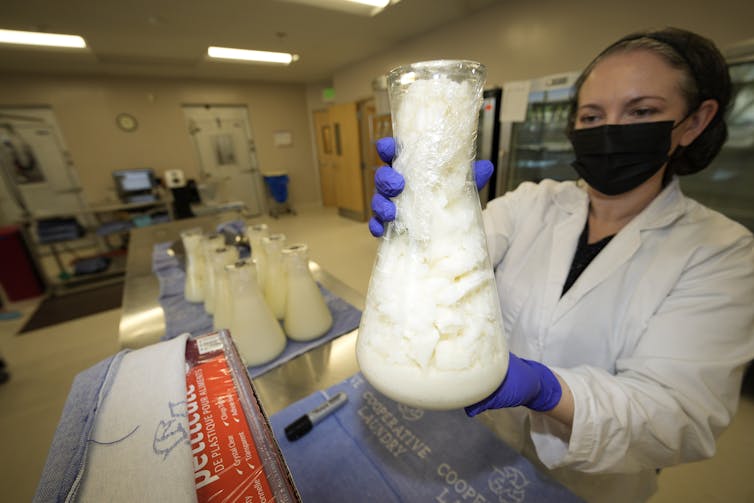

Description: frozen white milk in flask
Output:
[226,259,286,366]
[180,227,205,303]
[356,60,508,410]
[282,244,333,341]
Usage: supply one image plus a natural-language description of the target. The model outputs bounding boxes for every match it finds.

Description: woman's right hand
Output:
[368,138,404,237]
[368,137,495,237]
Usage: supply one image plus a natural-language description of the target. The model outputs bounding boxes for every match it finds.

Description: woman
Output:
[369,28,754,502]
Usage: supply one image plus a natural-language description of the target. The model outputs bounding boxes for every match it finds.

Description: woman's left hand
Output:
[465,353,563,416]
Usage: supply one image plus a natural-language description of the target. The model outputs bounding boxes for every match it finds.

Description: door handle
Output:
[334,123,342,156]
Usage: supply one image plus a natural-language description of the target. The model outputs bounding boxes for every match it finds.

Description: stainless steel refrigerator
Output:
[493,71,580,200]
[476,87,502,206]
[679,53,754,232]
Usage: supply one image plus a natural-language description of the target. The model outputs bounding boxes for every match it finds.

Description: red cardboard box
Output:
[186,330,300,503]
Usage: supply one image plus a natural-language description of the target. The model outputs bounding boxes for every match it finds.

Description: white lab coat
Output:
[481,178,754,502]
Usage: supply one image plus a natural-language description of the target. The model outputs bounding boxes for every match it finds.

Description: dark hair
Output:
[567,27,732,176]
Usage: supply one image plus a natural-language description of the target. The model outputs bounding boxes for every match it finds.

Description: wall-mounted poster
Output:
[212,134,237,166]
[273,130,293,148]
[0,125,46,184]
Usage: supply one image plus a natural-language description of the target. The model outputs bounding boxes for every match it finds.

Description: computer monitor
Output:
[112,168,156,204]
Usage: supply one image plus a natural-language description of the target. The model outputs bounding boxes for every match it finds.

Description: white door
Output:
[0,107,89,225]
[182,105,265,216]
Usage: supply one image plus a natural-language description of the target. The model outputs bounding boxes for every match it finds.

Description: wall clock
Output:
[116,113,138,132]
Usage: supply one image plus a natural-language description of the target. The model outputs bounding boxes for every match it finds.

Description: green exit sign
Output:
[322,87,336,102]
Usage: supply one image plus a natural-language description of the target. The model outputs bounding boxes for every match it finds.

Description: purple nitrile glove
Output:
[368,137,495,237]
[375,136,396,165]
[465,353,562,417]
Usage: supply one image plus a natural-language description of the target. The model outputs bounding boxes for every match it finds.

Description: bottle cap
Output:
[284,415,313,441]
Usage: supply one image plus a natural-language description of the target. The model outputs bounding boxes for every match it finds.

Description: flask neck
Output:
[181,233,202,253]
[262,234,287,260]
[202,235,224,258]
[228,261,257,293]
[282,244,309,273]
[212,248,237,272]
[246,224,269,248]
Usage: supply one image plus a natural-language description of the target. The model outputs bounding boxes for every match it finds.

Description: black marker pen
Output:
[284,392,348,441]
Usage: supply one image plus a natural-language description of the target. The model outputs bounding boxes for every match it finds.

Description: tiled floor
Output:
[1,205,752,501]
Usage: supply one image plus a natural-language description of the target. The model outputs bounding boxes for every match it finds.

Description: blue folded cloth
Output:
[34,351,128,502]
[270,373,584,503]
[152,244,213,339]
[74,256,110,275]
[215,219,245,236]
[37,218,84,243]
[96,221,133,236]
[38,230,81,243]
[151,241,177,272]
[152,242,361,378]
[151,212,171,225]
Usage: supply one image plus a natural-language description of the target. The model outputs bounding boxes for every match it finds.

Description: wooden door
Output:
[312,109,336,207]
[358,98,392,208]
[328,102,365,220]
[358,99,377,208]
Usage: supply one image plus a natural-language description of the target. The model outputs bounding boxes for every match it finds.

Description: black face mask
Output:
[568,121,675,195]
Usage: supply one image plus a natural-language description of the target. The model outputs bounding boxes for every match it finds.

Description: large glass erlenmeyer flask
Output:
[356,60,508,410]
[211,246,240,330]
[226,260,286,366]
[200,233,224,310]
[262,233,287,319]
[180,227,204,303]
[282,244,333,341]
[245,223,269,287]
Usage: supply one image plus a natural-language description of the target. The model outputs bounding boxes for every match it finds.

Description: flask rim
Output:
[262,233,286,243]
[282,243,308,255]
[387,60,486,86]
[227,258,253,270]
[179,226,203,238]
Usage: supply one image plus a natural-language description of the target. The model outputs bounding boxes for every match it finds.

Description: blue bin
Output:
[264,174,289,203]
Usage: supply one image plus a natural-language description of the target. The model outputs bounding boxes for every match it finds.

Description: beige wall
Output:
[332,0,754,103]
[3,0,753,213]
[0,74,319,207]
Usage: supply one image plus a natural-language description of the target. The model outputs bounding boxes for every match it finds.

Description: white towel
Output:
[76,334,197,502]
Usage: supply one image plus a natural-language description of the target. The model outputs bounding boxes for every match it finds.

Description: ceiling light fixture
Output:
[276,0,399,17]
[0,28,87,49]
[344,0,390,7]
[207,46,299,65]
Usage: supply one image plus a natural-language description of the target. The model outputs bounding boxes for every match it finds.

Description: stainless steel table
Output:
[119,213,363,414]
[115,215,583,502]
